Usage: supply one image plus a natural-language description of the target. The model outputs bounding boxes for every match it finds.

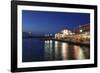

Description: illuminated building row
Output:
[74,24,90,41]
[55,24,90,42]
[55,28,75,39]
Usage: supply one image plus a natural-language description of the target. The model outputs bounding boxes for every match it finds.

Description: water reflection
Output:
[44,40,54,60]
[23,38,90,62]
[74,46,85,59]
[61,42,68,60]
[44,40,90,61]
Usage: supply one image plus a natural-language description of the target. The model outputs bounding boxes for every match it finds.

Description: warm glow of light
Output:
[74,45,80,59]
[61,43,68,60]
[55,29,73,39]
[62,30,68,35]
[80,29,82,32]
[78,47,85,59]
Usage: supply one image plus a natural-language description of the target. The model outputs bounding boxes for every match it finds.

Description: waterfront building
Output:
[74,24,90,34]
[55,28,74,39]
[74,24,90,41]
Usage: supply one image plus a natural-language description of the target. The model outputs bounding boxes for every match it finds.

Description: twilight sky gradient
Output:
[22,10,90,34]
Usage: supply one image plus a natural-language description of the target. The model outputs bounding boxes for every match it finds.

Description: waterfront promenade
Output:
[42,38,90,47]
[23,36,90,47]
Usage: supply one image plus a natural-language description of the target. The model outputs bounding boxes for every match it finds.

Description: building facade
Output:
[55,28,74,39]
[74,24,90,41]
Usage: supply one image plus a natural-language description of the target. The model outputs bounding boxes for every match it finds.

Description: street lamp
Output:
[80,29,82,33]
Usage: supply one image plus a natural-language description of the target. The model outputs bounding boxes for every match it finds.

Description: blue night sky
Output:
[22,10,90,34]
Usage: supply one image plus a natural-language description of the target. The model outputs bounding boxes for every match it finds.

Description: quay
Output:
[42,38,90,47]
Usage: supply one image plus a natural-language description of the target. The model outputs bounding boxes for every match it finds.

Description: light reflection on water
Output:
[61,42,68,60]
[22,38,90,62]
[44,40,90,61]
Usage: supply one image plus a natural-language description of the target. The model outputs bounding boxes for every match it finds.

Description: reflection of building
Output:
[55,28,74,39]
